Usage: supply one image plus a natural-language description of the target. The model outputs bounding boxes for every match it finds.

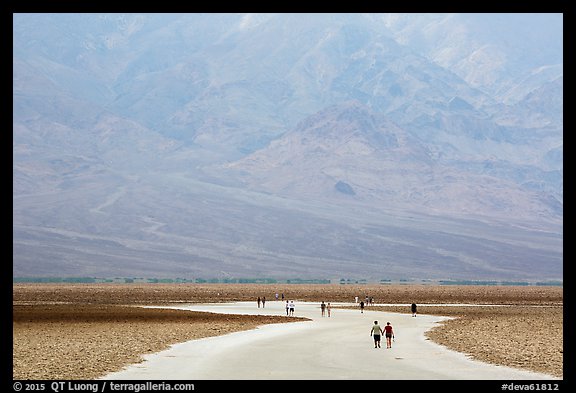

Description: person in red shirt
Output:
[384,322,394,349]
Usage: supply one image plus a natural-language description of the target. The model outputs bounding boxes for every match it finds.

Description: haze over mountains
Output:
[13,13,563,281]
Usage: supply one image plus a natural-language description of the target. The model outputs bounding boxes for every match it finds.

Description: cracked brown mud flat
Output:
[13,283,563,379]
[373,304,562,378]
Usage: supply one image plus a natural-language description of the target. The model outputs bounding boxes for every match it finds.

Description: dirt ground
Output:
[12,282,563,305]
[13,304,306,380]
[370,304,563,378]
[12,283,563,379]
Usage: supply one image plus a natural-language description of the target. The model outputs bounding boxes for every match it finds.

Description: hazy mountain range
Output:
[13,13,563,281]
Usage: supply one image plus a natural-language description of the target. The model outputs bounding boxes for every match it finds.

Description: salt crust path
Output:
[103,301,558,380]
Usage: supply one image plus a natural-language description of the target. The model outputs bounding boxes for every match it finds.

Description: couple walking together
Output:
[370,321,394,349]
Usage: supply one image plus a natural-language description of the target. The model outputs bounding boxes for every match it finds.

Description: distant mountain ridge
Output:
[13,13,563,280]
[221,101,561,220]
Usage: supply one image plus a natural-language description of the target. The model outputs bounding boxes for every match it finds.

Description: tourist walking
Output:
[384,322,394,348]
[262,296,266,308]
[370,321,383,348]
[321,301,326,317]
[327,302,331,317]
[257,297,261,308]
[411,303,417,317]
[289,300,295,316]
[285,300,289,316]
[360,301,365,313]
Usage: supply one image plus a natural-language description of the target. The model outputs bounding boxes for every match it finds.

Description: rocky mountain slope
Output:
[13,13,563,280]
